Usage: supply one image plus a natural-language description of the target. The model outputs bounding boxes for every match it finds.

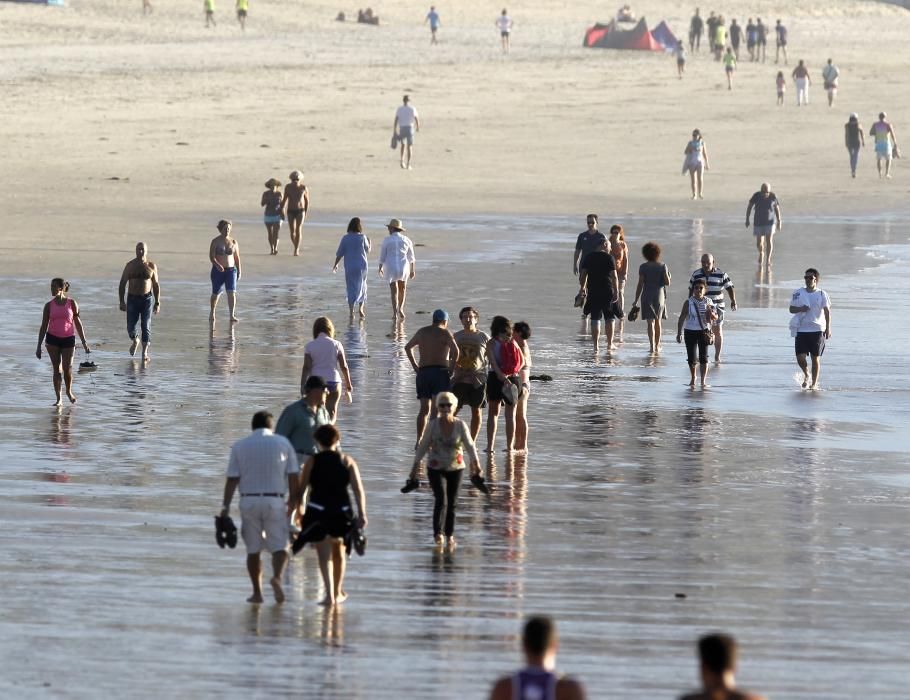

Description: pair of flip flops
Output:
[344,524,367,557]
[78,361,97,371]
[214,514,238,549]
[401,475,491,495]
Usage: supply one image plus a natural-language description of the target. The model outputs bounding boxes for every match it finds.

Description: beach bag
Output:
[692,299,714,345]
[498,338,523,376]
[390,134,399,149]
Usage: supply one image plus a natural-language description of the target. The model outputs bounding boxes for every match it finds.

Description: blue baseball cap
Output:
[432,309,448,323]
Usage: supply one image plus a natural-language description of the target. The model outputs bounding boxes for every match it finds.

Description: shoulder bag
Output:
[692,299,714,345]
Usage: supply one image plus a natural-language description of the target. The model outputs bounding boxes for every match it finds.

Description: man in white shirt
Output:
[789,268,832,390]
[496,9,513,53]
[822,58,839,107]
[378,218,417,319]
[393,95,420,170]
[220,411,299,604]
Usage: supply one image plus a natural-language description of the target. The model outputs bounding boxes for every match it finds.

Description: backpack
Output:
[498,339,523,376]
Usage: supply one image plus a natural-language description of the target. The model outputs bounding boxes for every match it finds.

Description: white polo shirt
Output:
[396,104,418,128]
[226,428,298,495]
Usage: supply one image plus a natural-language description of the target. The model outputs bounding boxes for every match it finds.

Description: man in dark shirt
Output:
[729,19,742,58]
[578,238,619,353]
[745,183,782,266]
[756,18,767,62]
[705,12,718,54]
[689,8,703,52]
[573,214,607,318]
[774,19,788,65]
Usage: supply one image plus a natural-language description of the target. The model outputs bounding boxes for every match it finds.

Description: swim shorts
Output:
[795,331,825,357]
[416,365,451,399]
[875,142,892,159]
[211,266,239,294]
[45,332,76,349]
[287,208,305,219]
[398,125,414,146]
[452,381,487,410]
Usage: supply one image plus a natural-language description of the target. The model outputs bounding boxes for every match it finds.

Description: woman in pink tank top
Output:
[36,278,90,405]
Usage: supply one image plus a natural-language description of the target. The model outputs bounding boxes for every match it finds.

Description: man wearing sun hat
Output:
[378,218,417,319]
[405,308,460,447]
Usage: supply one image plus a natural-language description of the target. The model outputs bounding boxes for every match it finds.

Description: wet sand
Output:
[2,215,910,697]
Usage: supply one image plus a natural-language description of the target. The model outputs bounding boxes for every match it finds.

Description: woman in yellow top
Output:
[236,0,248,30]
[204,0,215,27]
[723,48,736,90]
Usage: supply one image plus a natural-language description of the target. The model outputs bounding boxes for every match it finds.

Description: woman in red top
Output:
[36,278,91,405]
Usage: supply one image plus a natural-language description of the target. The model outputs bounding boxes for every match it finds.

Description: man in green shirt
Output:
[276,376,331,464]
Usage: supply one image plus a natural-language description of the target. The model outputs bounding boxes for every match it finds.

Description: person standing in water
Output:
[405,309,460,447]
[578,237,619,353]
[300,317,354,424]
[844,113,865,178]
[745,183,782,266]
[451,306,490,443]
[485,315,523,452]
[332,217,371,320]
[679,633,767,700]
[118,241,161,362]
[209,219,241,322]
[281,170,309,256]
[489,616,587,700]
[261,178,283,255]
[512,321,532,452]
[378,218,417,319]
[219,411,298,604]
[573,214,606,318]
[676,278,717,388]
[609,224,629,341]
[36,278,91,405]
[293,424,367,606]
[789,268,831,390]
[631,242,671,354]
[409,391,481,550]
[689,254,736,362]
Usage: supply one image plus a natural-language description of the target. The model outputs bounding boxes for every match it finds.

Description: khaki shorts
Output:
[240,496,288,554]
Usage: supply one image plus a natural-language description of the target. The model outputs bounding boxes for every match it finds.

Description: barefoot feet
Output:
[270,576,285,604]
[129,337,140,356]
[247,593,264,604]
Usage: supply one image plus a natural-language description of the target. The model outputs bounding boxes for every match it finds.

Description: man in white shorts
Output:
[220,411,299,604]
[393,95,420,170]
[745,183,782,266]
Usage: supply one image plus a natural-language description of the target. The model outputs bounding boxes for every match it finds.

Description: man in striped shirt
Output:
[221,411,299,604]
[689,254,737,362]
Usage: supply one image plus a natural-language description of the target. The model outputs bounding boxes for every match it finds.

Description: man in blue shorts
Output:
[405,309,460,447]
[745,182,782,266]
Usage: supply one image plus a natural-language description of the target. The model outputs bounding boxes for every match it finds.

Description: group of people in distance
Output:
[570,203,832,390]
[689,9,786,66]
[488,617,766,700]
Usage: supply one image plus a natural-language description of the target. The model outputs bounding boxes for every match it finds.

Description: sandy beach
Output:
[1,0,910,279]
[2,0,910,697]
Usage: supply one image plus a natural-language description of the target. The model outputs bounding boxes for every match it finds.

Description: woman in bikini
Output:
[281,170,309,257]
[261,178,284,255]
[36,278,91,405]
[209,220,242,322]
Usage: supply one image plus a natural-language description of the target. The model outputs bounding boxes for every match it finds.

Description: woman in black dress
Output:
[294,424,367,606]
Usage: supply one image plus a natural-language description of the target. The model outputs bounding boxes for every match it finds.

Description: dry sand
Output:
[0,0,908,280]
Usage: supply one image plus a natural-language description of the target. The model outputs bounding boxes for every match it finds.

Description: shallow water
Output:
[1,215,909,698]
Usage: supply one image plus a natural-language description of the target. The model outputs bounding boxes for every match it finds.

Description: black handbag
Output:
[693,300,714,345]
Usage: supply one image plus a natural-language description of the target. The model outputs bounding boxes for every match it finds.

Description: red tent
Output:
[584,17,664,51]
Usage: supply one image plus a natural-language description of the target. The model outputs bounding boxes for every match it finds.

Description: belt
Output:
[241,493,284,498]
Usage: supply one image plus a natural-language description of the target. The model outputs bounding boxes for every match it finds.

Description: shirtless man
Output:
[404,310,459,447]
[489,616,586,700]
[280,170,309,256]
[679,633,766,700]
[118,242,161,362]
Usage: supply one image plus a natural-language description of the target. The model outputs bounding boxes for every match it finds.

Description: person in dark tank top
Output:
[844,113,865,178]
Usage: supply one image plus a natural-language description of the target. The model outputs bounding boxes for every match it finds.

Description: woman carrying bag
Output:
[676,279,717,388]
